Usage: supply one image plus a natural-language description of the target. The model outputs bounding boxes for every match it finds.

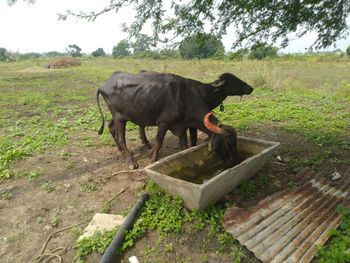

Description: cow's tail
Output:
[96,89,105,135]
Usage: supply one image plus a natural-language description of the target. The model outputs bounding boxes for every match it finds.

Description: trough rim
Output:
[144,136,280,189]
[200,136,280,188]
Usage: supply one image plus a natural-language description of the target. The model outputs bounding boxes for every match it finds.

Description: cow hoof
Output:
[150,158,158,163]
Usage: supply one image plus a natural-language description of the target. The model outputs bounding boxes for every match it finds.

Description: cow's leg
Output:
[179,129,188,150]
[139,126,151,149]
[108,119,122,151]
[114,117,138,169]
[189,127,198,147]
[151,124,168,163]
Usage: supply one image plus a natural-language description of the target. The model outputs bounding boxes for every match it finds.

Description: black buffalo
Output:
[208,123,239,168]
[105,71,253,151]
[97,72,253,168]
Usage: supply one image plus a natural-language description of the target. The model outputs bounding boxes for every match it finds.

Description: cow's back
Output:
[100,72,188,126]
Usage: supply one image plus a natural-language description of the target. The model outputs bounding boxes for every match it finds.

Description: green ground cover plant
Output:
[75,182,238,262]
[316,206,350,263]
[0,56,349,262]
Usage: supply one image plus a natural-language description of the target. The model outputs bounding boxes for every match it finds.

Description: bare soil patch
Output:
[1,125,347,263]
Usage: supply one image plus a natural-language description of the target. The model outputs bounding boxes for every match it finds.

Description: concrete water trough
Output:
[145,136,280,210]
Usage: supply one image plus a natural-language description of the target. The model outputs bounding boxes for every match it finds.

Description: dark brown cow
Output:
[105,71,253,151]
[97,72,253,168]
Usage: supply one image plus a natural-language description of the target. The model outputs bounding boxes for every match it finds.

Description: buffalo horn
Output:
[203,112,227,135]
[211,80,225,87]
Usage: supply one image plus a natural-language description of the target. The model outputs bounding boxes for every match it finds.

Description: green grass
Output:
[238,180,257,197]
[217,88,349,147]
[0,57,349,261]
[75,182,238,261]
[1,57,349,181]
[75,228,120,258]
[41,181,55,193]
[81,179,98,193]
[0,117,70,180]
[1,189,11,200]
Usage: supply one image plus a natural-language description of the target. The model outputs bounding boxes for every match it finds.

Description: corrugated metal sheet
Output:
[224,167,350,263]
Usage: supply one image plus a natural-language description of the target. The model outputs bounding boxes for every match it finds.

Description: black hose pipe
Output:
[99,192,149,263]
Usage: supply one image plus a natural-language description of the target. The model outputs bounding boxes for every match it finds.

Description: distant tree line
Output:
[111,33,276,60]
[1,37,350,62]
[0,44,102,61]
[111,34,350,60]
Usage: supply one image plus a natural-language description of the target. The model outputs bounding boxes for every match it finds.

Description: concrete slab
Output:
[78,213,125,241]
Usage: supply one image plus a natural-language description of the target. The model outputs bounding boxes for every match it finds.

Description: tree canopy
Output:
[66,44,82,57]
[9,0,350,49]
[132,34,153,53]
[112,40,131,58]
[179,33,224,59]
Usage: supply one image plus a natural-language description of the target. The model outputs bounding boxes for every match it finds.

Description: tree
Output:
[91,48,106,57]
[179,33,224,59]
[66,44,82,57]
[248,42,278,60]
[131,34,153,54]
[0,48,10,61]
[112,40,131,58]
[52,0,350,49]
[347,44,350,57]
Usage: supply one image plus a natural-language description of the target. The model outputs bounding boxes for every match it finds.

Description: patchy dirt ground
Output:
[1,58,349,262]
[0,125,348,263]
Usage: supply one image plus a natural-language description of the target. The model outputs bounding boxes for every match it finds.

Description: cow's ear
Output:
[212,79,225,87]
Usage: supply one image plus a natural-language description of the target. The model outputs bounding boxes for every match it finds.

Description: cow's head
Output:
[212,73,253,96]
[204,112,239,168]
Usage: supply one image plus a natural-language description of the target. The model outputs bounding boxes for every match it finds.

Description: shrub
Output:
[251,74,267,88]
[45,51,65,57]
[91,48,106,57]
[49,56,81,68]
[249,42,278,60]
[159,49,180,59]
[347,44,350,57]
[0,48,11,61]
[132,51,160,59]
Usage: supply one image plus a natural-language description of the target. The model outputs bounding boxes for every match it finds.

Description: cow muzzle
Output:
[245,85,254,94]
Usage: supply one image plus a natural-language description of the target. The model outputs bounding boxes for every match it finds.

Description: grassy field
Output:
[0,57,349,262]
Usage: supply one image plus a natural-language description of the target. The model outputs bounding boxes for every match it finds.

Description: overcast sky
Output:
[1,0,349,54]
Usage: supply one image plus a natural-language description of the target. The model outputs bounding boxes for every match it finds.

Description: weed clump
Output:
[49,56,81,69]
[251,74,267,88]
[316,206,350,262]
